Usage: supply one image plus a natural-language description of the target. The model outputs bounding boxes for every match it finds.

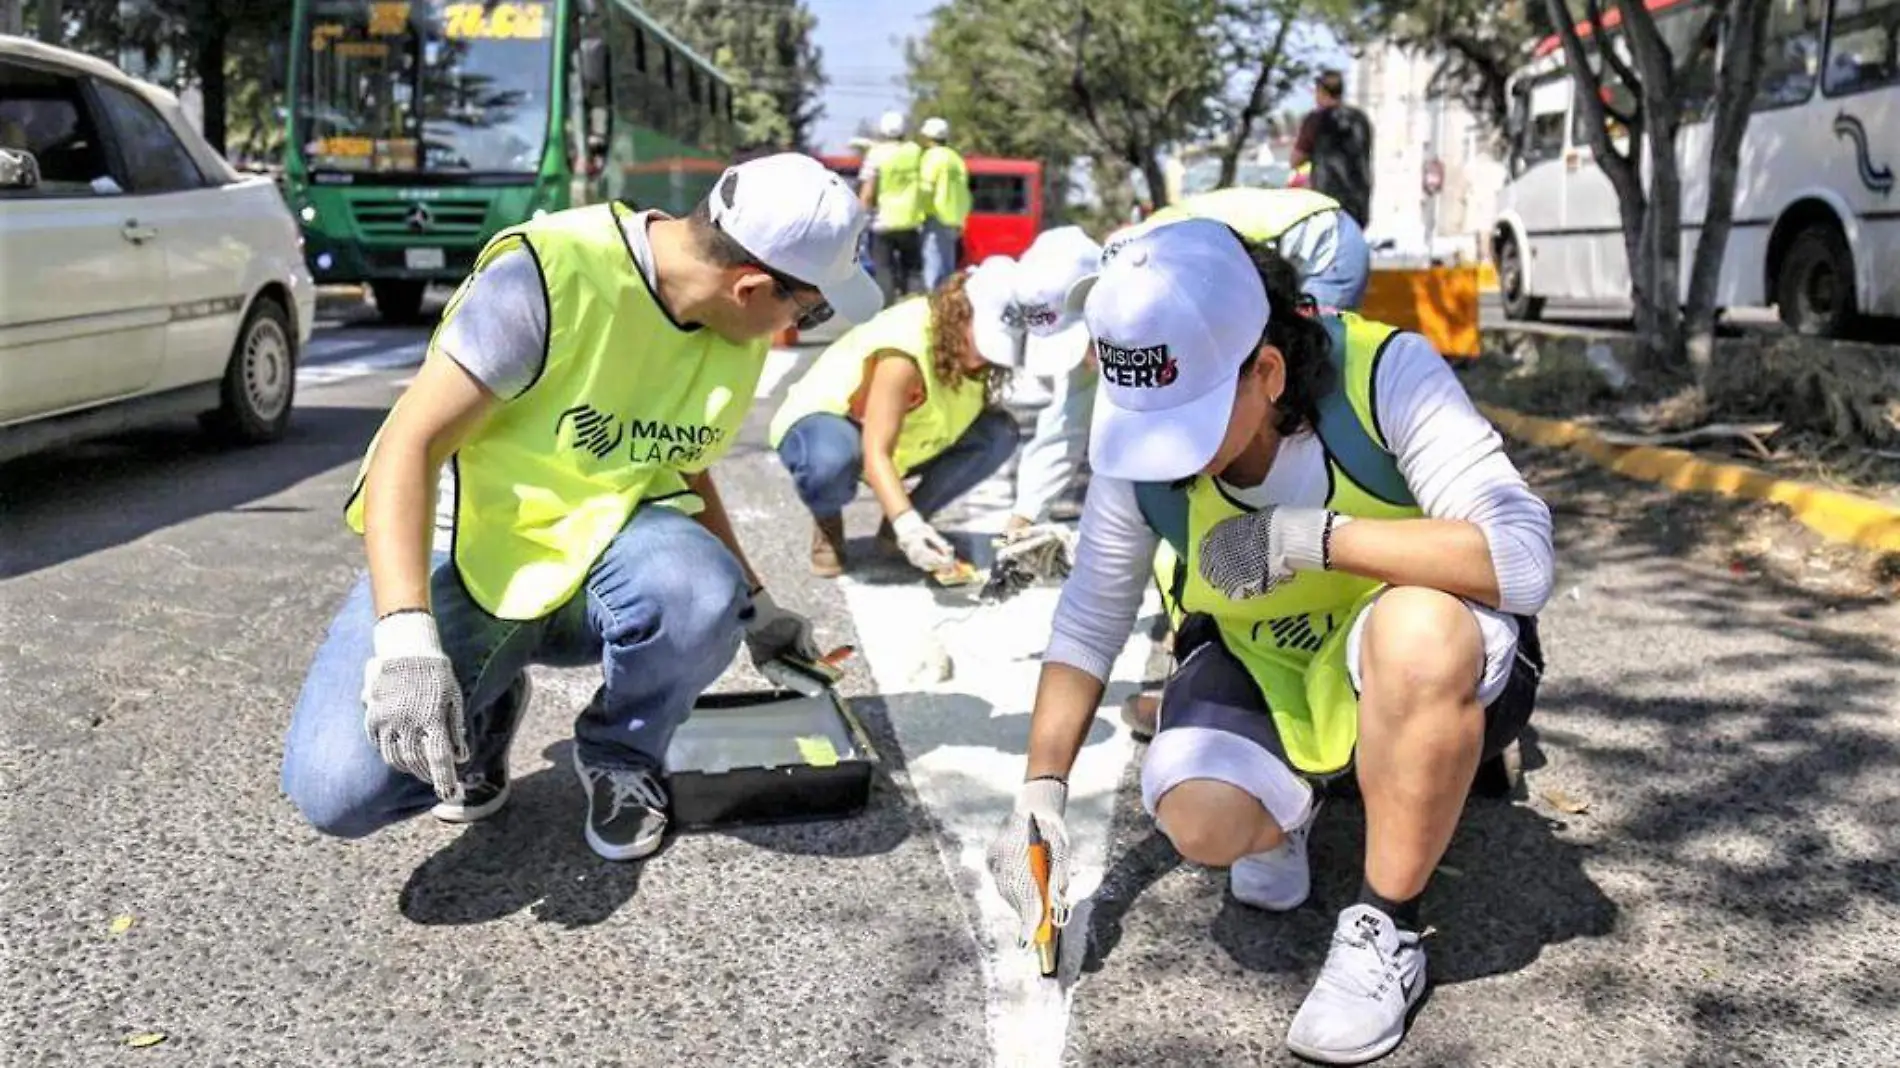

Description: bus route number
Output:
[444,2,548,40]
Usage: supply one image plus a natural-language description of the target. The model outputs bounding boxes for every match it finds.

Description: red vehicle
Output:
[819,154,1044,265]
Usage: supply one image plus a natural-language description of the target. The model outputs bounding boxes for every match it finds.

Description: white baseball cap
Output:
[1013,227,1101,377]
[964,256,1026,368]
[1083,217,1269,483]
[878,110,907,138]
[920,116,950,140]
[707,153,882,325]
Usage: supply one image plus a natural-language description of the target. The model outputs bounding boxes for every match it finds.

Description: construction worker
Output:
[282,154,880,862]
[770,258,1024,579]
[859,110,926,303]
[917,116,972,291]
[1149,186,1372,313]
[985,219,1551,1064]
[1005,226,1103,535]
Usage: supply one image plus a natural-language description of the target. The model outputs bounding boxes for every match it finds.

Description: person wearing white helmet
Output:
[770,257,1024,578]
[283,155,880,864]
[1005,225,1103,534]
[985,219,1553,1063]
[917,116,972,290]
[859,109,926,303]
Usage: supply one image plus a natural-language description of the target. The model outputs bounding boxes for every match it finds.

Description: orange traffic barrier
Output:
[1361,266,1481,359]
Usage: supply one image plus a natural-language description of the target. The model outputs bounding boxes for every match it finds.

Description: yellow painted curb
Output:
[1480,404,1900,554]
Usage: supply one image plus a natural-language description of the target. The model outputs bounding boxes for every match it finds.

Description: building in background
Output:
[1348,43,1505,263]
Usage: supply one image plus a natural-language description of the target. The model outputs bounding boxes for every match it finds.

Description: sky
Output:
[804,0,934,154]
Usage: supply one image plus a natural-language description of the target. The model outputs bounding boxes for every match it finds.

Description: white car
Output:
[0,36,315,462]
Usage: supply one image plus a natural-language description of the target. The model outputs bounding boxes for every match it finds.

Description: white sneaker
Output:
[1229,809,1316,912]
[1285,905,1427,1065]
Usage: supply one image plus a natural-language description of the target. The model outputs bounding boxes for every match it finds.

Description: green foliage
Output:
[636,0,826,151]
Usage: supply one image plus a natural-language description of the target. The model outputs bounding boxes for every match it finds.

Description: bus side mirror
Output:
[579,37,607,91]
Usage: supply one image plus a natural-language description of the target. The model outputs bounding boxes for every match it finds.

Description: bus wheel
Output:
[1498,234,1544,322]
[1775,222,1857,338]
[371,280,428,324]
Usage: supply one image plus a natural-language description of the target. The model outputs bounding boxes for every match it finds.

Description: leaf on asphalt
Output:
[1542,788,1591,815]
[1436,863,1465,878]
[109,915,135,936]
[124,1032,166,1048]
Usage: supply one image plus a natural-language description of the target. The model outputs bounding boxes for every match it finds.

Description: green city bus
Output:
[284,0,735,322]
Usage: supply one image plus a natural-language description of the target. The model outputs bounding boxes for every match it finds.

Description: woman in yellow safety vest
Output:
[984,219,1554,1065]
[771,258,1024,578]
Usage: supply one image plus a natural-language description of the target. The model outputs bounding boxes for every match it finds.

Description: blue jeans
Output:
[921,220,961,291]
[1306,209,1371,311]
[776,409,1021,520]
[281,506,748,839]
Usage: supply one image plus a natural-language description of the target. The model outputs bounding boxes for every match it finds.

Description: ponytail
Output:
[1242,238,1335,436]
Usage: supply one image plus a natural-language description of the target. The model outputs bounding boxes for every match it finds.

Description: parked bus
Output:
[820,153,1045,265]
[1492,0,1899,336]
[284,0,734,321]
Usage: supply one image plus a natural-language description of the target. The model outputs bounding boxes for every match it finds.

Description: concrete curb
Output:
[1480,403,1900,554]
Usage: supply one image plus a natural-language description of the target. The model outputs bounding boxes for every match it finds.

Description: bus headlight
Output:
[299,204,318,224]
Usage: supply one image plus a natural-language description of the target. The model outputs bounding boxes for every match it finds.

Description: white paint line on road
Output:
[297,339,428,387]
[839,491,1152,1068]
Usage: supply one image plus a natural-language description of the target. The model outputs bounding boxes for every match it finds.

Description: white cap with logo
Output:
[1083,217,1269,483]
[878,110,907,138]
[963,255,1026,368]
[707,152,883,325]
[920,116,950,140]
[1013,225,1102,377]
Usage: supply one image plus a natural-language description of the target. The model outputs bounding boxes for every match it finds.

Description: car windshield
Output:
[297,0,554,175]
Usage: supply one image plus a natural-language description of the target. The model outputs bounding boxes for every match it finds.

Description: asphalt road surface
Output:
[4,314,1898,1067]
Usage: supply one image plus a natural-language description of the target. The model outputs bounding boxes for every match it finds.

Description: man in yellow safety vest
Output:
[281,153,880,863]
[859,110,926,303]
[918,116,972,291]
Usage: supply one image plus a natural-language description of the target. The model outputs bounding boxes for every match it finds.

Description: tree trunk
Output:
[197,25,228,155]
[1614,0,1695,377]
[1684,0,1772,376]
[36,0,56,43]
[1216,16,1292,189]
[1137,145,1170,211]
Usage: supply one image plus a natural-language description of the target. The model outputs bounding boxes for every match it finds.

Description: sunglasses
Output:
[766,272,835,331]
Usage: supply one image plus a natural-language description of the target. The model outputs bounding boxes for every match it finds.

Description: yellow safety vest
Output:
[865,140,925,231]
[920,145,972,228]
[1150,187,1340,246]
[769,296,988,476]
[346,202,766,621]
[1137,313,1421,774]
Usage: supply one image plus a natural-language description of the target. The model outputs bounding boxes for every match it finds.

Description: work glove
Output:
[891,509,956,574]
[361,611,467,800]
[982,524,1076,603]
[742,588,823,669]
[1196,506,1347,601]
[985,777,1073,946]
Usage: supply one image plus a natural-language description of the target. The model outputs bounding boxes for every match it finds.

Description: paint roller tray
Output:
[665,688,880,830]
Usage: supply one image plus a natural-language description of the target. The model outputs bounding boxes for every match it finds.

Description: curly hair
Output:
[927,272,1012,406]
[1240,235,1336,437]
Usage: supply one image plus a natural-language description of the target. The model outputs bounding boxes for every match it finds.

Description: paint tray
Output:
[665,687,879,830]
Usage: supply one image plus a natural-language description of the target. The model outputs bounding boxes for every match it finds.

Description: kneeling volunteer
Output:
[771,258,1023,578]
[985,219,1553,1064]
[1005,226,1103,534]
[1148,186,1371,312]
[282,154,879,862]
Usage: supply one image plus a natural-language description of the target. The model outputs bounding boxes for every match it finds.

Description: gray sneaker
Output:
[1285,905,1427,1065]
[432,673,532,824]
[571,748,669,861]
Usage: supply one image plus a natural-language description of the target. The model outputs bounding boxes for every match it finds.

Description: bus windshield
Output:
[298,0,555,176]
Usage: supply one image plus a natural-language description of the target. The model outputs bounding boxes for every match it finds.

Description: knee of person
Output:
[282,760,386,840]
[1362,587,1483,705]
[602,530,746,650]
[1155,787,1252,867]
[981,409,1023,453]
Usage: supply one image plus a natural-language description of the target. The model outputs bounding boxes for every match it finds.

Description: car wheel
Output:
[1498,233,1544,322]
[205,296,296,445]
[371,279,428,323]
[1775,222,1857,337]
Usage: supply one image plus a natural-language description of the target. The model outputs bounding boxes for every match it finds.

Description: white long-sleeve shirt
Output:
[1044,332,1555,682]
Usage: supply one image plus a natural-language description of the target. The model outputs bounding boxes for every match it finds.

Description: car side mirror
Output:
[0,147,40,191]
[579,37,607,91]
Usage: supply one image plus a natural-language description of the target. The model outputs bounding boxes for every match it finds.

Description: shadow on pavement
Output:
[398,742,644,929]
[0,405,385,579]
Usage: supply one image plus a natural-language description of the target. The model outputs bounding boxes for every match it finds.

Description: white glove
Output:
[742,587,822,668]
[1196,506,1348,600]
[361,611,467,800]
[891,509,956,573]
[985,777,1073,945]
